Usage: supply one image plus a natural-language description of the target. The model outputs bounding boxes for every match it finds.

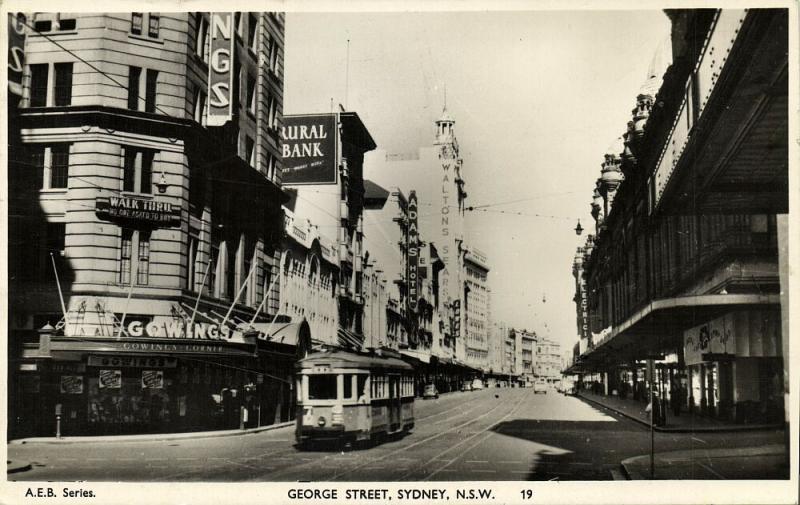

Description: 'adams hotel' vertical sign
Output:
[407,191,419,313]
[207,13,235,126]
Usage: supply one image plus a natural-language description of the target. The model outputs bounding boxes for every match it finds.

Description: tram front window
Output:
[308,374,337,400]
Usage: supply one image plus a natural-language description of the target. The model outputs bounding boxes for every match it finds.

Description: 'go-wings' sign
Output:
[207,12,235,126]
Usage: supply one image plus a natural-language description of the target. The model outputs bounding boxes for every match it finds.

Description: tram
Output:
[295,349,415,447]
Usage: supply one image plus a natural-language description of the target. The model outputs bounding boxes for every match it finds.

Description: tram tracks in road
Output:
[398,389,532,481]
[325,389,530,481]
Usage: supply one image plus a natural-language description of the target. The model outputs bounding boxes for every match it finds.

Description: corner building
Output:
[568,9,788,425]
[8,12,291,437]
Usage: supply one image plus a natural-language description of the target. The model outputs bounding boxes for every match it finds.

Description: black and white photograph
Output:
[1,2,797,504]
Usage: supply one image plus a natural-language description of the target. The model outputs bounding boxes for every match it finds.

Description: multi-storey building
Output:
[568,9,788,425]
[8,12,290,437]
[535,336,562,385]
[464,248,490,371]
[280,111,377,350]
[512,329,537,386]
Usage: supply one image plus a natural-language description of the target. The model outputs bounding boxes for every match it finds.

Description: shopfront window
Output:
[308,374,337,400]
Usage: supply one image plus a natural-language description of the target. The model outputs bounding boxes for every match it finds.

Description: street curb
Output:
[7,461,33,474]
[9,421,295,445]
[577,394,782,433]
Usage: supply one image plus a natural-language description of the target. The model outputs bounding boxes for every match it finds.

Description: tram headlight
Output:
[317,416,326,427]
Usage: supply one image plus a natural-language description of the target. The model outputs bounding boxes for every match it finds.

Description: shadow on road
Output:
[491,419,650,481]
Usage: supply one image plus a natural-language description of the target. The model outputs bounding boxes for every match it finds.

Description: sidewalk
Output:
[621,444,789,480]
[578,391,782,432]
[9,420,294,445]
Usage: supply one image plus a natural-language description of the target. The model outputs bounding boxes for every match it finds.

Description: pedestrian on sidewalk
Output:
[670,379,681,417]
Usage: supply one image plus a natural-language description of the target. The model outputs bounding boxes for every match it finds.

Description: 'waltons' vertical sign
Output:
[407,190,419,313]
[281,114,337,185]
[207,13,235,126]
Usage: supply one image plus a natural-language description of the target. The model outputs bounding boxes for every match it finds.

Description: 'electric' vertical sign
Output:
[207,13,235,126]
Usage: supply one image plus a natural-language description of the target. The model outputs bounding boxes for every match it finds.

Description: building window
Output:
[148,14,160,38]
[33,13,75,32]
[193,86,207,126]
[32,144,71,189]
[247,14,258,52]
[186,229,199,291]
[50,144,70,188]
[131,13,143,35]
[267,95,278,130]
[29,64,49,107]
[268,39,279,73]
[234,12,243,37]
[122,147,154,194]
[137,231,151,285]
[145,69,158,113]
[53,63,72,106]
[131,13,159,38]
[246,136,255,167]
[128,66,141,110]
[194,13,209,63]
[120,228,133,284]
[246,74,256,116]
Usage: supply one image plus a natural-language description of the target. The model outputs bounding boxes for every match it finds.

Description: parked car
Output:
[423,383,439,399]
[471,379,484,390]
[534,381,548,394]
[461,381,473,392]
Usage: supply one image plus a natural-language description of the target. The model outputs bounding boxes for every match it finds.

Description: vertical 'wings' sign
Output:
[7,13,26,97]
[207,13,235,126]
[407,190,419,314]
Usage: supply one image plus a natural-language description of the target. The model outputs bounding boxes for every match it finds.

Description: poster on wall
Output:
[141,370,164,389]
[280,114,338,185]
[60,375,84,394]
[98,369,122,389]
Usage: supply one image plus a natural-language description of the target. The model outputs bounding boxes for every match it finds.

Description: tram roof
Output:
[298,349,413,371]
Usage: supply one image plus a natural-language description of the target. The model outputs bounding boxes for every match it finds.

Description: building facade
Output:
[567,9,788,425]
[464,248,491,372]
[8,12,291,437]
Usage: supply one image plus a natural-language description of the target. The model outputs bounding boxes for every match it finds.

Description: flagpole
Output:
[190,258,213,329]
[221,260,257,329]
[249,268,280,326]
[117,276,135,339]
[50,252,68,330]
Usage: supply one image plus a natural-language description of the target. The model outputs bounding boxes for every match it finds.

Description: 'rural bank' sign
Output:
[96,196,180,227]
[281,114,338,185]
[207,12,235,126]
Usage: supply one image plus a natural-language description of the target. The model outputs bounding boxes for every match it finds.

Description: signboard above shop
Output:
[96,196,180,227]
[281,114,338,185]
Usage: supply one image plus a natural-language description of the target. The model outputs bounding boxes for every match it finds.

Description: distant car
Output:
[423,383,439,399]
[563,381,577,396]
[534,382,548,394]
[461,381,473,392]
[471,379,484,390]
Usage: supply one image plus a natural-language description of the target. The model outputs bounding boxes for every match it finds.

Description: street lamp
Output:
[574,220,584,236]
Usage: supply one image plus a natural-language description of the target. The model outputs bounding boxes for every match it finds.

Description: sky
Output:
[283,10,672,355]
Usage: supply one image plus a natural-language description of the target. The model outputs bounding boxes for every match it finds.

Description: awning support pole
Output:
[221,260,257,329]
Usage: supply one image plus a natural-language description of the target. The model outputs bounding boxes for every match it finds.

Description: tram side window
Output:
[357,375,368,402]
[343,374,354,400]
[308,374,337,400]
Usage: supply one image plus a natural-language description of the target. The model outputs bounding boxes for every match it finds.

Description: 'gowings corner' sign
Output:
[96,196,180,227]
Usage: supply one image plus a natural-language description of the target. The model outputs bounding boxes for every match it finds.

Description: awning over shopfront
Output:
[570,293,780,372]
[337,327,364,349]
[400,349,431,364]
[248,319,312,358]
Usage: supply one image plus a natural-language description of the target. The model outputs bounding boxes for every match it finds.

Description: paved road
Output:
[8,387,785,481]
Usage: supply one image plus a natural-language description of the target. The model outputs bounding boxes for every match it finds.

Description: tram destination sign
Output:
[96,196,180,227]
